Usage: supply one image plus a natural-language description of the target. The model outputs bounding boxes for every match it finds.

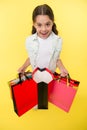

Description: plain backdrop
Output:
[0,0,87,130]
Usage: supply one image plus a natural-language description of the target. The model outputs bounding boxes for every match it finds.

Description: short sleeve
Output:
[25,36,32,57]
[56,37,62,52]
[25,37,29,50]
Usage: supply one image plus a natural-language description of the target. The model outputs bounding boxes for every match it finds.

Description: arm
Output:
[18,57,31,73]
[56,59,68,77]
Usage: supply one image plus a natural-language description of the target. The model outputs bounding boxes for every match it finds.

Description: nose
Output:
[41,26,46,32]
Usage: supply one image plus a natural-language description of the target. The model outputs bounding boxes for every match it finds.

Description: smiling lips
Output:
[39,32,50,39]
[40,32,49,36]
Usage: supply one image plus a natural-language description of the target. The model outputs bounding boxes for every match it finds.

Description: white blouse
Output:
[26,32,62,72]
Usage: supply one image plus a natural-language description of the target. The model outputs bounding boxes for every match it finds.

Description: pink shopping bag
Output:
[48,74,80,112]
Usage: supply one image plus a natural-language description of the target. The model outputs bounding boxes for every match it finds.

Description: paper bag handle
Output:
[18,71,32,83]
[55,73,71,85]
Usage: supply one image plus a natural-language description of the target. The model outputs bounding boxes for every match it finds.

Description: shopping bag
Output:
[32,67,54,109]
[37,82,48,109]
[9,72,38,116]
[48,73,80,112]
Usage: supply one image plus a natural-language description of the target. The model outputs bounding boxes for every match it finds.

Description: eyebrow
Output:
[37,21,51,25]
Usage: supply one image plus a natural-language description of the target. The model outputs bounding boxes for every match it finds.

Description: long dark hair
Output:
[32,4,58,35]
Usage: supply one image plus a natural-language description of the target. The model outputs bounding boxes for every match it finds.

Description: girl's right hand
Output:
[18,66,25,74]
[18,58,30,73]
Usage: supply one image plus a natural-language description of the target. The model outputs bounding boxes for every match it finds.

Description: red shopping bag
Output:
[9,72,38,116]
[48,73,80,112]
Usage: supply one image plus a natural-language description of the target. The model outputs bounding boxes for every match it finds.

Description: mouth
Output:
[41,32,48,35]
[38,32,50,39]
[40,32,48,36]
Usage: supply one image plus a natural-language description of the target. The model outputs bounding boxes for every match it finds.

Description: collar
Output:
[32,32,58,41]
[32,33,38,41]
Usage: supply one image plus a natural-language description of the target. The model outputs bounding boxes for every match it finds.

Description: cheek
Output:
[34,26,39,32]
[36,28,40,32]
[48,26,53,31]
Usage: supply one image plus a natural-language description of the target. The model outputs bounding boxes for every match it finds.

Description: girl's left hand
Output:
[60,67,68,77]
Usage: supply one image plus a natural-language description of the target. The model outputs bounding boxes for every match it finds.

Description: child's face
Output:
[33,15,53,39]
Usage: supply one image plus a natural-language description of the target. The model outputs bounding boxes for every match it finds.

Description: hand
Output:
[60,67,68,77]
[56,59,68,77]
[18,58,30,73]
[18,66,25,74]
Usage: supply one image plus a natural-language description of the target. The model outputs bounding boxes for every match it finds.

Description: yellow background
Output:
[0,0,87,130]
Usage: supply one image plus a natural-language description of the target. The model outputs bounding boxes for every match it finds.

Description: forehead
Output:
[34,15,52,23]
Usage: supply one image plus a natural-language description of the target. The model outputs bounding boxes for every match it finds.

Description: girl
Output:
[18,4,68,77]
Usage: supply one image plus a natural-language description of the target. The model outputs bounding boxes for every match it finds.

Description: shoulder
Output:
[52,32,62,43]
[52,32,62,44]
[25,33,37,48]
[26,33,37,42]
[51,32,62,50]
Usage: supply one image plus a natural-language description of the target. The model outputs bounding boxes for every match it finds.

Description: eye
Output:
[46,22,51,26]
[37,23,42,27]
